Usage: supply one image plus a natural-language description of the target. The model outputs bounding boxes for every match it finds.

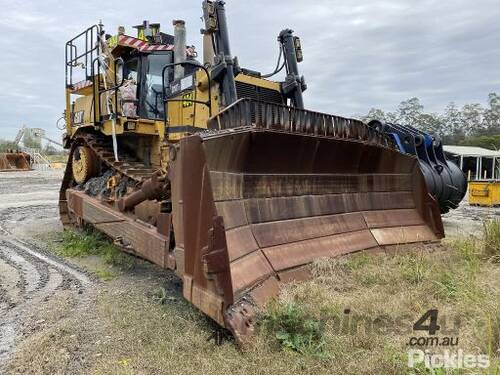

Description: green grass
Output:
[398,252,430,285]
[30,222,500,374]
[45,154,68,163]
[484,220,500,262]
[255,225,500,373]
[94,268,119,281]
[56,227,135,279]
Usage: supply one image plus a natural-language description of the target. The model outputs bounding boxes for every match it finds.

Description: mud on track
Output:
[0,170,92,371]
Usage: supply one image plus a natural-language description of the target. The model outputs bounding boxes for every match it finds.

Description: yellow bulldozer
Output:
[60,1,465,343]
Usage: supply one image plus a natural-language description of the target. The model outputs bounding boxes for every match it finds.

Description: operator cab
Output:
[121,51,171,120]
[120,50,201,121]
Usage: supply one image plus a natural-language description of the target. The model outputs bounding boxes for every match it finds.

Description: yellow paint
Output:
[107,35,118,49]
[50,162,66,170]
[235,73,281,91]
[100,118,160,136]
[165,69,221,140]
[72,146,95,184]
[65,46,283,149]
[469,181,500,206]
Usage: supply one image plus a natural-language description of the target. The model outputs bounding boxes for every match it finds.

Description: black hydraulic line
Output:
[262,44,284,78]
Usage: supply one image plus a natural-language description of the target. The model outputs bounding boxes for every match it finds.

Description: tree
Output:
[441,102,463,143]
[362,108,388,123]
[482,93,500,135]
[43,143,58,155]
[397,97,424,128]
[361,93,498,144]
[0,139,18,152]
[460,103,484,136]
[417,113,445,137]
[459,135,500,150]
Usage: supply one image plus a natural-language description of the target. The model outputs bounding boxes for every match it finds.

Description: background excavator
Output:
[60,0,466,343]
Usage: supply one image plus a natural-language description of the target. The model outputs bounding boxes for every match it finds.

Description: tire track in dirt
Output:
[0,242,41,295]
[0,256,24,304]
[0,234,91,368]
[0,170,93,370]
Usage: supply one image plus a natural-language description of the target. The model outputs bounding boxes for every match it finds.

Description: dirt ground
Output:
[442,194,500,237]
[0,170,498,374]
[0,171,192,374]
[0,171,90,372]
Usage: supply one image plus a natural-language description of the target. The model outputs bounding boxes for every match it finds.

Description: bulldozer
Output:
[60,1,466,343]
[1,126,34,172]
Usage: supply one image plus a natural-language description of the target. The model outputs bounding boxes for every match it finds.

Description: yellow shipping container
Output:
[469,180,500,206]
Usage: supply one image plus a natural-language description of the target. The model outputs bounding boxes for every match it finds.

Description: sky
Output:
[1,0,499,143]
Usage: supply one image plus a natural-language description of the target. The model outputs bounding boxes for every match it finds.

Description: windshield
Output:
[143,53,172,119]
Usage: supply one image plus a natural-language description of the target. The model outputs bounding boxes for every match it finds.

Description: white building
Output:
[444,145,500,180]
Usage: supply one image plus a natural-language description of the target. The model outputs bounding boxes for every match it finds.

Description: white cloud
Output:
[0,0,499,140]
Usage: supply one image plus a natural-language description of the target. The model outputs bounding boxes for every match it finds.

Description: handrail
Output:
[91,56,126,125]
[161,61,212,131]
[65,24,101,87]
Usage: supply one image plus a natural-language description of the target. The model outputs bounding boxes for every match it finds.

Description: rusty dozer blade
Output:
[169,99,444,343]
[0,152,31,171]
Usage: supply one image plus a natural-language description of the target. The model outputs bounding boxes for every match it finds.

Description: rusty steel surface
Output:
[66,189,172,268]
[0,152,31,171]
[167,101,444,342]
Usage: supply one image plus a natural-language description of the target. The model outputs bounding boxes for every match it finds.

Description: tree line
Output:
[0,135,61,155]
[360,93,500,150]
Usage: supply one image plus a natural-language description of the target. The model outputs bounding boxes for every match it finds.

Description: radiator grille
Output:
[236,81,284,105]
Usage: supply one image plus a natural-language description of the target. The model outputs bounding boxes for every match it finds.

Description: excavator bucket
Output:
[0,152,31,171]
[168,99,444,342]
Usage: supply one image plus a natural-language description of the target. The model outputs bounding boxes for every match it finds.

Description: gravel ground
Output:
[442,193,500,237]
[0,170,182,374]
[0,171,93,373]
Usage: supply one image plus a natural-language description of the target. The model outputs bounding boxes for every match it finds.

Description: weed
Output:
[57,227,135,270]
[432,271,460,300]
[483,220,500,262]
[398,253,429,284]
[260,301,327,356]
[100,243,135,269]
[345,253,372,271]
[94,268,118,281]
[152,287,170,305]
[358,272,380,287]
[58,229,104,257]
[483,310,500,359]
[453,238,480,262]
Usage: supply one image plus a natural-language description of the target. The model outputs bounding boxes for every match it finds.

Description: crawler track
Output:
[60,133,161,225]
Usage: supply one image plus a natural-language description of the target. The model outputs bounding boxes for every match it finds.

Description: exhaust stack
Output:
[173,20,187,80]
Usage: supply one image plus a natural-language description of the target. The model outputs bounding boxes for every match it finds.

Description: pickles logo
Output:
[408,349,490,369]
[407,310,490,369]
